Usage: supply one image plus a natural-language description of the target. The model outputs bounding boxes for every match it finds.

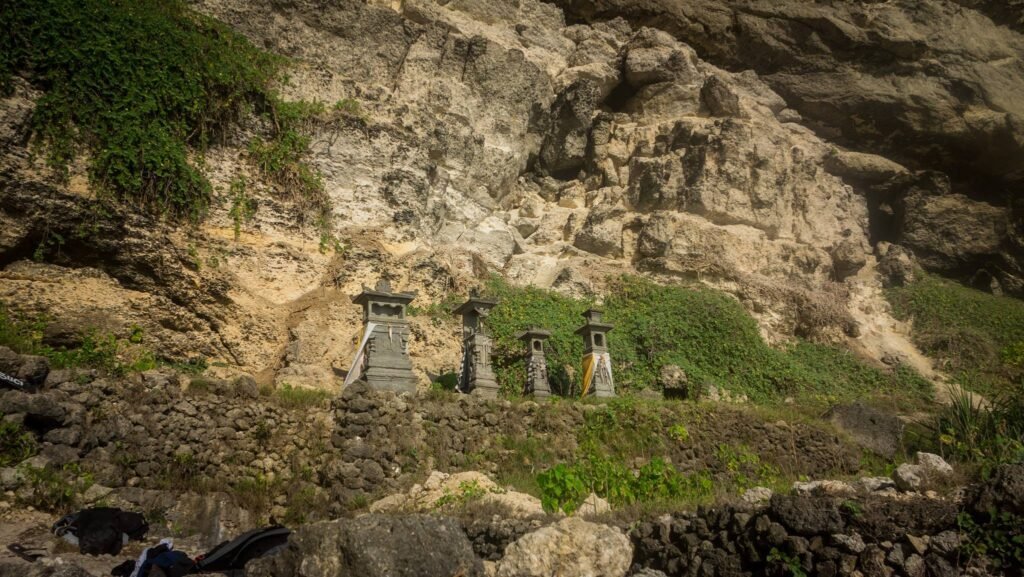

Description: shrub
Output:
[434,480,492,510]
[0,304,160,376]
[484,277,590,397]
[17,463,94,513]
[0,421,37,467]
[0,0,287,218]
[959,509,1024,570]
[935,383,1024,476]
[536,455,712,514]
[1,0,334,225]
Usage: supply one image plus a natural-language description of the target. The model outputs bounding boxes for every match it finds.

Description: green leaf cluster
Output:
[936,384,1024,474]
[0,0,298,218]
[959,509,1024,570]
[17,462,94,513]
[484,276,590,397]
[536,455,712,514]
[0,421,37,467]
[0,303,159,375]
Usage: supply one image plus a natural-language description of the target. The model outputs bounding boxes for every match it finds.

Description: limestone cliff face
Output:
[0,0,1020,389]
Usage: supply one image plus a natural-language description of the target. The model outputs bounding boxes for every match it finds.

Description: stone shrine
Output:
[347,280,417,393]
[453,293,500,398]
[577,308,614,397]
[517,328,552,399]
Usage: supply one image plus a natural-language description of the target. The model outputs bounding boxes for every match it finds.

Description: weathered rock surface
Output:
[5,0,1001,389]
[550,0,1024,294]
[826,402,904,459]
[248,515,483,577]
[893,453,955,492]
[495,517,632,577]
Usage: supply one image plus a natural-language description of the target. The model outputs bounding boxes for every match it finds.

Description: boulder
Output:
[824,150,909,185]
[495,517,632,577]
[792,480,855,498]
[966,463,1024,516]
[657,365,690,400]
[700,75,742,118]
[0,346,50,388]
[914,453,953,478]
[876,243,917,288]
[577,493,611,516]
[741,486,774,506]
[893,454,953,492]
[623,28,698,88]
[249,515,483,577]
[825,403,904,459]
[830,239,867,281]
[893,463,925,492]
[901,192,1010,275]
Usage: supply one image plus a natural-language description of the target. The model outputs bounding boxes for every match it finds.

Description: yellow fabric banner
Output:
[580,352,596,397]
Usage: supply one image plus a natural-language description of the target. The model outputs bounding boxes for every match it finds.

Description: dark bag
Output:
[54,507,150,555]
[150,550,195,577]
[193,526,291,573]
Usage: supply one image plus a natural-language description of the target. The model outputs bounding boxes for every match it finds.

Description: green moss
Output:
[887,273,1024,396]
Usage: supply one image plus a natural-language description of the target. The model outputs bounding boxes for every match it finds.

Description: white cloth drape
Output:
[344,322,378,386]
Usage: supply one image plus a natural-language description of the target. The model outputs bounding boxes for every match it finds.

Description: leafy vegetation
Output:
[17,462,94,513]
[934,385,1024,475]
[434,479,493,510]
[767,547,808,577]
[0,304,158,375]
[887,273,1024,397]
[267,383,332,409]
[484,275,931,402]
[0,0,283,217]
[537,456,713,515]
[484,277,589,396]
[959,509,1024,571]
[1,0,336,235]
[228,177,257,241]
[532,398,791,514]
[0,421,37,467]
[247,98,327,211]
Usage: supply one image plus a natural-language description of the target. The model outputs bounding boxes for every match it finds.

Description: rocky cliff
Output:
[1,0,1021,391]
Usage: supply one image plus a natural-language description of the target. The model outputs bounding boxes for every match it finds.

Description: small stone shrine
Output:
[577,308,615,397]
[453,293,500,398]
[346,280,417,393]
[517,328,552,398]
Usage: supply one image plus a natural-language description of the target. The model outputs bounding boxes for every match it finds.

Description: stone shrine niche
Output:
[454,294,500,398]
[518,328,552,399]
[576,308,615,397]
[347,280,417,393]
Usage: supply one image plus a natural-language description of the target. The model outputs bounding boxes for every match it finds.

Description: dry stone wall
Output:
[2,361,860,518]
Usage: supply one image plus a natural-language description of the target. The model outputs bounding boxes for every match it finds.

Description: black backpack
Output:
[53,507,149,555]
